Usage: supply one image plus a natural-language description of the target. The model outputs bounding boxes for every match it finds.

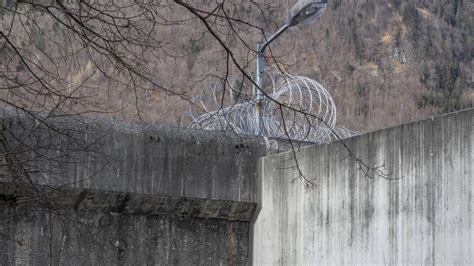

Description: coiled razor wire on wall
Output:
[182,72,359,143]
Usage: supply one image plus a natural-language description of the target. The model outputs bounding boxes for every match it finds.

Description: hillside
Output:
[124,0,474,132]
[174,0,474,132]
[1,0,472,133]
[291,0,474,131]
[196,0,473,132]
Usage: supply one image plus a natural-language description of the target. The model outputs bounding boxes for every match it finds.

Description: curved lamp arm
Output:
[254,0,327,135]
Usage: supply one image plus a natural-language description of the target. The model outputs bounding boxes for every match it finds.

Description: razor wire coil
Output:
[183,72,359,143]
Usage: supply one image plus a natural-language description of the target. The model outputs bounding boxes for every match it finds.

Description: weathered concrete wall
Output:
[0,205,249,265]
[27,115,266,202]
[0,111,270,265]
[0,109,270,203]
[253,108,474,265]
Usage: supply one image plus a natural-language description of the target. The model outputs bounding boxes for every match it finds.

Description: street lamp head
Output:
[287,0,327,27]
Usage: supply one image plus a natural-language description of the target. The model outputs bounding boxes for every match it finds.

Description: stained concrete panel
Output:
[253,108,474,265]
[0,111,267,265]
[0,205,249,265]
[0,111,267,203]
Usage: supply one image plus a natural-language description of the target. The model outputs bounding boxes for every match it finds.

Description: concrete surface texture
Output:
[253,108,474,265]
[0,111,268,264]
[0,109,270,203]
[0,205,249,265]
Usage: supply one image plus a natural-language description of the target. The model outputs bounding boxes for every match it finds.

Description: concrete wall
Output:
[0,111,269,265]
[253,108,474,265]
[5,114,266,202]
[0,205,249,265]
[0,110,270,206]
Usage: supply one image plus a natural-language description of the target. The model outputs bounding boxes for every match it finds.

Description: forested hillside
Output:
[225,0,473,131]
[294,0,473,130]
[1,0,472,132]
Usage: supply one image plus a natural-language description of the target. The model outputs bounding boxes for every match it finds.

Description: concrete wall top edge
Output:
[264,107,474,159]
[0,107,265,146]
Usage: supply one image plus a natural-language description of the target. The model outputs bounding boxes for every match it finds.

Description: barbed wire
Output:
[182,72,359,143]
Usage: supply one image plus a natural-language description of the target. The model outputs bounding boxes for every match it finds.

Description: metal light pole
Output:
[254,0,327,135]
